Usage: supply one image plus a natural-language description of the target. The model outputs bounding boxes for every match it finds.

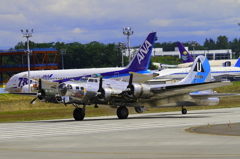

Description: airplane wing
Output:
[149,81,232,99]
[129,72,159,83]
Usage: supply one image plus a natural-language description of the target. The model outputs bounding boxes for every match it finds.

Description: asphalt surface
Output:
[1,107,240,159]
[188,122,240,136]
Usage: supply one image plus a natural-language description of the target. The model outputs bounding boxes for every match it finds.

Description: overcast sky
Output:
[0,0,240,49]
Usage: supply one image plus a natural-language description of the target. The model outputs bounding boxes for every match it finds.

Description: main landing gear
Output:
[117,106,129,119]
[73,105,86,121]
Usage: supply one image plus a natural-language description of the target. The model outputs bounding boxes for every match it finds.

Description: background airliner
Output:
[177,41,238,68]
[153,59,240,81]
[152,42,240,81]
[6,32,157,93]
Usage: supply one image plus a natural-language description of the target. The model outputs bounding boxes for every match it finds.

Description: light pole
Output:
[60,49,66,69]
[188,41,198,59]
[21,29,33,92]
[123,27,134,63]
[118,42,126,67]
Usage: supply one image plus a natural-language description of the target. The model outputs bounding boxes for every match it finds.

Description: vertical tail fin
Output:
[177,42,194,63]
[233,57,240,67]
[179,55,211,84]
[126,32,156,71]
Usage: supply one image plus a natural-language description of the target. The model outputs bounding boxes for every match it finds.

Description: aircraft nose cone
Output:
[58,83,67,96]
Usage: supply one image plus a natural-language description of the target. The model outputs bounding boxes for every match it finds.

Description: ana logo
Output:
[137,40,152,64]
[42,74,53,80]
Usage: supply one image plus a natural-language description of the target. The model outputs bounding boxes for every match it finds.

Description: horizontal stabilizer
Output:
[190,93,240,98]
[151,81,232,99]
[10,92,38,97]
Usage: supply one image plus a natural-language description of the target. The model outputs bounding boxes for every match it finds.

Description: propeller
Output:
[97,76,104,99]
[30,78,47,104]
[126,73,134,96]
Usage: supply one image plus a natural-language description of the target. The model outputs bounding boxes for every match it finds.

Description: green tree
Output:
[204,38,216,50]
[216,36,229,49]
[229,38,240,58]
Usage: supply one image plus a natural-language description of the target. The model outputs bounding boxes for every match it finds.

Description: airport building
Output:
[151,47,233,60]
[127,47,233,60]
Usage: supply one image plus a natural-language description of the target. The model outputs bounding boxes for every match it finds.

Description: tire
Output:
[117,106,129,119]
[182,108,187,114]
[73,108,85,121]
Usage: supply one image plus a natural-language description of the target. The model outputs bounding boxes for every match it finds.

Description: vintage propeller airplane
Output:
[10,56,239,121]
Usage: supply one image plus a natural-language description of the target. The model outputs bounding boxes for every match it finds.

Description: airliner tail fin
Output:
[126,32,157,71]
[177,42,194,63]
[179,55,211,84]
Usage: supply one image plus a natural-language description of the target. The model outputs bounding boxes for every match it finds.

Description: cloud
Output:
[0,0,240,48]
[72,28,85,34]
[149,19,173,27]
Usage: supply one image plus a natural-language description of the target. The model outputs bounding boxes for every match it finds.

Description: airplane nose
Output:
[58,83,67,96]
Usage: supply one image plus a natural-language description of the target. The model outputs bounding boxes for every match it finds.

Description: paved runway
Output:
[1,107,240,159]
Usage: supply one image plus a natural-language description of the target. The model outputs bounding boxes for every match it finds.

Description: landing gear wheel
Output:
[117,106,129,119]
[73,108,85,121]
[182,108,187,114]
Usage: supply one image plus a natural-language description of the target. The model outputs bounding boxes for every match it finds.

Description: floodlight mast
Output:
[60,49,66,69]
[21,29,33,92]
[188,41,198,59]
[118,42,126,67]
[123,27,134,63]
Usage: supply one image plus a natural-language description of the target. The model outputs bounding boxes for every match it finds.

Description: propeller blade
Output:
[126,73,134,97]
[38,78,42,90]
[128,73,133,88]
[98,76,103,92]
[30,97,37,104]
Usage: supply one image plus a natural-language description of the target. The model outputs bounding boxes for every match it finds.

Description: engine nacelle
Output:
[134,106,146,113]
[97,87,122,102]
[57,83,68,96]
[127,83,152,98]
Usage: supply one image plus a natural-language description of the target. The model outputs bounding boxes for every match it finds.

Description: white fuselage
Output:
[154,66,240,80]
[5,67,153,93]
